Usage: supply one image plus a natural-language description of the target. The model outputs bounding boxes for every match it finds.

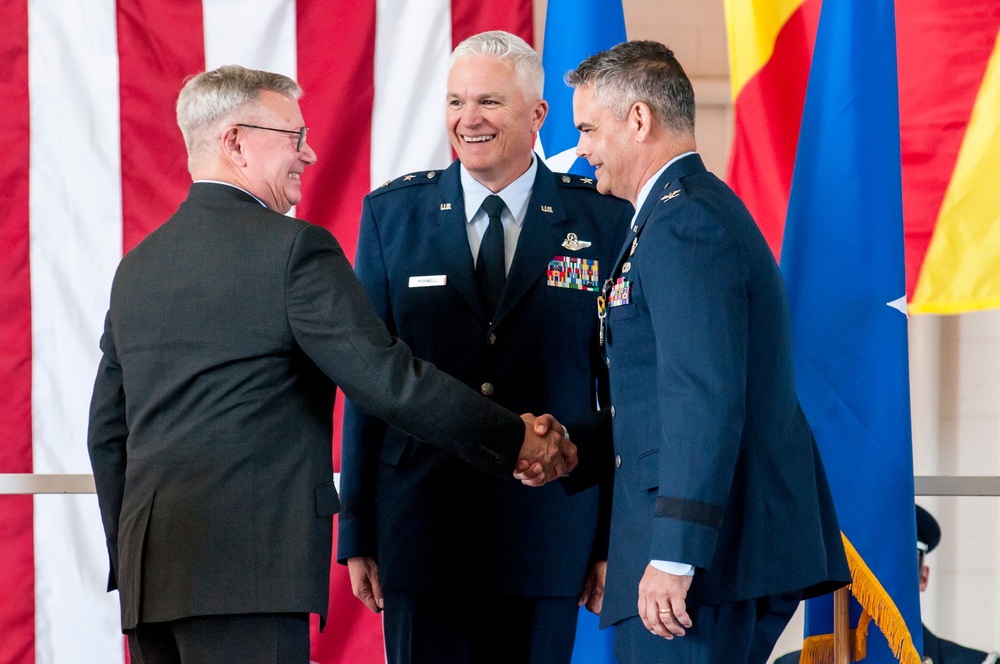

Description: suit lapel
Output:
[492,161,568,327]
[428,162,484,317]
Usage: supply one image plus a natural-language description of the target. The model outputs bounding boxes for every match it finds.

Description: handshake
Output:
[514,414,578,487]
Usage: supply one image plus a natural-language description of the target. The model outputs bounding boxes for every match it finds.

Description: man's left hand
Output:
[638,564,693,639]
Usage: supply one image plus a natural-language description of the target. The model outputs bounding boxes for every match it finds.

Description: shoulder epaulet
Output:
[554,173,599,189]
[656,179,687,204]
[369,170,442,197]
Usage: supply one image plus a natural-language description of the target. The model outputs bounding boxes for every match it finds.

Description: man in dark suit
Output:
[564,41,851,663]
[87,64,574,664]
[336,31,633,664]
[776,505,999,664]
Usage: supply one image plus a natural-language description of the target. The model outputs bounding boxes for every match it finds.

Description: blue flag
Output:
[539,6,626,662]
[538,0,626,176]
[780,0,922,662]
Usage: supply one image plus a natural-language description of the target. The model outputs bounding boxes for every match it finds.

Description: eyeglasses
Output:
[236,123,309,151]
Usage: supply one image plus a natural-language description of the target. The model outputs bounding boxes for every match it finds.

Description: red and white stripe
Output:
[0,1,531,662]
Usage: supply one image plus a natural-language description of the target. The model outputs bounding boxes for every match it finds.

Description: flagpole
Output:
[834,587,851,664]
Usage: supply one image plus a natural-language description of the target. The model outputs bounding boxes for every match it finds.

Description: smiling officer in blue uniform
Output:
[336,31,632,664]
[566,41,850,664]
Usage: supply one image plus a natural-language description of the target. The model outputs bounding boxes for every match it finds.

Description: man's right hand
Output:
[579,560,607,614]
[347,556,383,614]
[514,413,578,486]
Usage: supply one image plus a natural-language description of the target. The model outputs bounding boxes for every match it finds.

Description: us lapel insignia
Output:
[541,205,554,213]
[440,203,452,210]
[562,233,592,251]
[661,189,681,202]
[630,237,638,256]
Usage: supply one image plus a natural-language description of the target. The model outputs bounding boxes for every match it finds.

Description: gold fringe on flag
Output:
[797,533,921,664]
[799,610,869,664]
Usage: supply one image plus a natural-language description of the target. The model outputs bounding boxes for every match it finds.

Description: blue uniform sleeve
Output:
[641,198,748,570]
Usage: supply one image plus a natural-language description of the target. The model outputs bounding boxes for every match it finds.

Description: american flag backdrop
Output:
[0,1,532,661]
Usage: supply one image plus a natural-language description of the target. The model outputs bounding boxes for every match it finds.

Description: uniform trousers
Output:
[382,589,580,664]
[613,591,801,664]
[125,612,310,664]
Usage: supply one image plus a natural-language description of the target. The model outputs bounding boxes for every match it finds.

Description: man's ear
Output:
[629,101,654,143]
[221,126,248,167]
[530,99,549,133]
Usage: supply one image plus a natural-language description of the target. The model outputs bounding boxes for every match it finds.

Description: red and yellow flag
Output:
[910,26,1000,313]
[726,0,1000,313]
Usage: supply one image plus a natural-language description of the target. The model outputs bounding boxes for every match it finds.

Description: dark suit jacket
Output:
[336,159,632,597]
[87,182,531,630]
[598,154,849,627]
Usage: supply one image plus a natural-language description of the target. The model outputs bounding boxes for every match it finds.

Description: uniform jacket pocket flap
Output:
[639,449,659,491]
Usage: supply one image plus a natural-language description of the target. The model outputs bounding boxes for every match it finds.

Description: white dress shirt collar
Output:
[459,155,537,228]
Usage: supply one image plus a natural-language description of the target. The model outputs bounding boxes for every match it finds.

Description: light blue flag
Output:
[540,7,626,663]
[538,0,626,177]
[780,0,922,662]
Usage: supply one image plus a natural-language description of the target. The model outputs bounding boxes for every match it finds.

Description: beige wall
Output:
[533,1,1000,659]
[533,0,732,176]
[910,313,1000,652]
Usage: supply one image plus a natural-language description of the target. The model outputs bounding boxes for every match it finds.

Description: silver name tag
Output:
[408,275,447,288]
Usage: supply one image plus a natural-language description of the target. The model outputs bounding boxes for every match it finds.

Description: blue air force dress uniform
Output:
[337,157,632,661]
[598,153,849,658]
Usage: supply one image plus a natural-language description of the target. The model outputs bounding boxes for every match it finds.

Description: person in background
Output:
[336,30,633,664]
[775,505,999,664]
[87,64,573,664]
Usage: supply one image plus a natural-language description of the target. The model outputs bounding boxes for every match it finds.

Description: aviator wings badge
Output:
[562,233,592,251]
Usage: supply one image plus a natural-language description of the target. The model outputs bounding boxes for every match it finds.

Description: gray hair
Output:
[450,30,544,100]
[566,41,695,135]
[176,64,301,165]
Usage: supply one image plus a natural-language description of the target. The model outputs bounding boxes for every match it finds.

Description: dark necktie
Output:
[476,194,506,320]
